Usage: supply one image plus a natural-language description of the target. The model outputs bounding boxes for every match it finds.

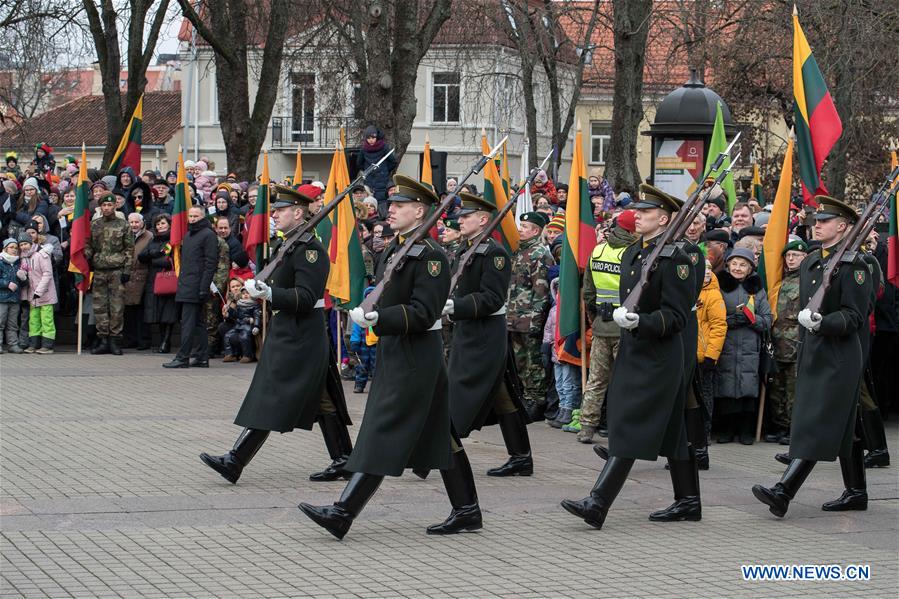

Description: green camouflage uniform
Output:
[85,215,133,337]
[768,268,802,429]
[506,236,554,404]
[205,236,231,351]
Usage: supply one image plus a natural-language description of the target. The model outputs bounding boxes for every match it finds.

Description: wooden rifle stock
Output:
[805,166,899,314]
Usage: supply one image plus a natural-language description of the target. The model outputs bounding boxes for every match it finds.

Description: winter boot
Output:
[299,473,384,540]
[199,429,270,484]
[563,409,582,433]
[560,456,634,529]
[109,336,123,356]
[487,411,533,477]
[309,413,353,482]
[35,337,55,355]
[577,424,597,444]
[716,413,736,444]
[157,325,172,353]
[23,336,40,353]
[861,408,890,468]
[650,447,702,522]
[90,336,109,355]
[752,459,816,518]
[427,449,483,535]
[548,408,572,429]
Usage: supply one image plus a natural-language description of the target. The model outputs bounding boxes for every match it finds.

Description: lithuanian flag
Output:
[245,152,270,267]
[761,135,795,319]
[480,131,519,253]
[888,150,899,286]
[67,144,91,292]
[170,150,190,275]
[793,7,842,206]
[325,143,365,308]
[108,95,143,174]
[752,163,764,205]
[556,124,596,365]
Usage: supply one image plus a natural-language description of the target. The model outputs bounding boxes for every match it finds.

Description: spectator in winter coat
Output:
[0,238,26,353]
[531,169,558,205]
[356,125,397,212]
[221,287,261,363]
[349,286,378,393]
[214,217,249,268]
[10,178,50,239]
[138,214,178,353]
[33,143,56,175]
[695,259,727,446]
[114,167,138,213]
[587,170,615,212]
[211,189,241,234]
[18,237,57,354]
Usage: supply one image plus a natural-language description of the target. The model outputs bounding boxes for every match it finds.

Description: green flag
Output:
[704,102,738,213]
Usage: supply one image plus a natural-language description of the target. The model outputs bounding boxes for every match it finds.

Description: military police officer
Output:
[85,192,134,355]
[561,184,697,530]
[299,175,482,539]
[198,186,353,485]
[753,196,872,518]
[444,192,531,477]
[507,212,555,420]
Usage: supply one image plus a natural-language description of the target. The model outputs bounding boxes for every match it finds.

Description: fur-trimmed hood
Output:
[717,270,763,295]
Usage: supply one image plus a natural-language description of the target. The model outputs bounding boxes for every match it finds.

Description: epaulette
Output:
[474,242,490,255]
[840,250,858,264]
[298,231,314,244]
[407,243,428,259]
[660,244,678,258]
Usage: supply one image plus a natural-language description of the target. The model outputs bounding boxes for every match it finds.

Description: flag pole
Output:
[335,309,343,368]
[76,290,83,355]
[756,382,767,442]
[579,297,587,390]
[261,240,268,344]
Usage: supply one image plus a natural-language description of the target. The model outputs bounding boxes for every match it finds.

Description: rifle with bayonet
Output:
[254,147,395,282]
[360,137,508,312]
[805,165,899,314]
[448,148,555,295]
[621,132,742,312]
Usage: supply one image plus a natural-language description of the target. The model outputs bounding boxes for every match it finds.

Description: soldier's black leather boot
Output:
[309,413,353,482]
[752,458,816,518]
[109,336,123,356]
[774,452,790,465]
[560,456,634,529]
[650,447,702,522]
[822,439,868,511]
[299,473,383,540]
[861,408,890,468]
[428,449,483,535]
[593,444,609,460]
[199,428,270,484]
[487,411,533,476]
[91,336,109,355]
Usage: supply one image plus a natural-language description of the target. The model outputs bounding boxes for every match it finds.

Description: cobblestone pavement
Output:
[2,351,897,598]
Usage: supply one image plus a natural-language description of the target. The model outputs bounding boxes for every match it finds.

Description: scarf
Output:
[1,251,18,265]
[363,138,385,152]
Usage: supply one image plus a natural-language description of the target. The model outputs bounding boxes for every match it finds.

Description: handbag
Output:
[153,259,178,295]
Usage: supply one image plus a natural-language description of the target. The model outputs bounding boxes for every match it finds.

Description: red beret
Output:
[616,209,636,233]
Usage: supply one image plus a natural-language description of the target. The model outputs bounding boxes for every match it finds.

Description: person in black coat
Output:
[753,197,872,518]
[300,175,483,539]
[213,217,249,268]
[138,214,179,352]
[562,184,696,530]
[355,125,397,215]
[199,185,352,484]
[163,206,219,368]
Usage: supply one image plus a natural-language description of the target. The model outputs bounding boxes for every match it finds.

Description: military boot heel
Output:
[487,411,533,476]
[650,448,702,522]
[309,413,353,482]
[299,473,383,540]
[560,456,634,529]
[752,458,816,518]
[823,440,868,511]
[861,408,890,468]
[428,449,483,535]
[199,428,270,484]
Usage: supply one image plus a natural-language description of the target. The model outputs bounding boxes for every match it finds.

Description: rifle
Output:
[254,148,395,282]
[448,148,554,295]
[805,165,899,314]
[621,132,742,312]
[360,136,508,312]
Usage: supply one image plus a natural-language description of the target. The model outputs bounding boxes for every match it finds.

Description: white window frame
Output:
[430,70,462,125]
[290,71,316,142]
[589,121,612,165]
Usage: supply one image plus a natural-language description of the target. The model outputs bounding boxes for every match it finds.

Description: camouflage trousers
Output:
[92,270,125,337]
[509,332,547,404]
[580,334,619,428]
[205,298,223,352]
[767,360,797,429]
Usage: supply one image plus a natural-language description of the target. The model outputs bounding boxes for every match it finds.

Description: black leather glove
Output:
[726,312,749,327]
[120,273,130,284]
[700,357,717,372]
[198,291,209,303]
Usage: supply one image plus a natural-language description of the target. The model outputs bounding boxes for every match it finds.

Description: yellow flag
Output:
[293,144,303,185]
[421,135,433,189]
[762,136,794,319]
[480,132,519,252]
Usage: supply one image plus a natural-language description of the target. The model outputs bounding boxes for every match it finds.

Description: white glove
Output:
[442,299,455,316]
[798,308,822,332]
[244,279,272,301]
[350,307,378,328]
[40,244,53,256]
[613,306,639,330]
[251,327,259,336]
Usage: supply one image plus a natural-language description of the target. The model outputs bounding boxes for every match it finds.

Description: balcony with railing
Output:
[269,115,364,150]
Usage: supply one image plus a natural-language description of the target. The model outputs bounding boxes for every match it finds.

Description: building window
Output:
[590,121,612,165]
[291,72,315,142]
[432,72,460,123]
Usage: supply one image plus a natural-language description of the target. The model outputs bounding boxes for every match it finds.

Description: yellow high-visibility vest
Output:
[589,243,626,305]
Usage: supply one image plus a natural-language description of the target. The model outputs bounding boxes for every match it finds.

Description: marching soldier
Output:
[444,193,532,477]
[299,175,482,539]
[86,192,134,356]
[561,184,697,529]
[507,212,555,420]
[198,186,353,485]
[753,196,872,517]
[440,218,462,361]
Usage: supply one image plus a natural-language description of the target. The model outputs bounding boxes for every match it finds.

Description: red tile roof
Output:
[0,91,181,149]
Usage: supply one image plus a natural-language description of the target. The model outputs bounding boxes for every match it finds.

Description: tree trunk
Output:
[605,0,651,191]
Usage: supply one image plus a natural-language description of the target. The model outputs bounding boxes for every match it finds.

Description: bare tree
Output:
[81,0,171,169]
[603,0,652,191]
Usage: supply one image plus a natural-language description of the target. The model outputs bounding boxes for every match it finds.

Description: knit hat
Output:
[25,220,39,232]
[3,238,18,250]
[17,233,31,244]
[534,169,548,184]
[703,228,731,245]
[753,211,771,227]
[22,177,39,190]
[546,214,565,232]
[5,151,17,165]
[615,210,636,233]
[782,239,809,255]
[726,247,757,268]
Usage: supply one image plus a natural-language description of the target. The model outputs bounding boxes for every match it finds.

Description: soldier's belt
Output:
[428,319,442,331]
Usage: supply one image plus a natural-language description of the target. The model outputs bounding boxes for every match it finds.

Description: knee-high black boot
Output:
[861,408,890,468]
[298,472,383,540]
[560,456,634,529]
[157,325,172,354]
[686,407,709,470]
[427,449,483,535]
[822,439,868,511]
[309,413,353,482]
[486,411,533,477]
[752,459,816,518]
[199,429,270,484]
[650,447,702,522]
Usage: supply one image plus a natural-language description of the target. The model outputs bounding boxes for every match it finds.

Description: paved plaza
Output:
[1,350,897,598]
